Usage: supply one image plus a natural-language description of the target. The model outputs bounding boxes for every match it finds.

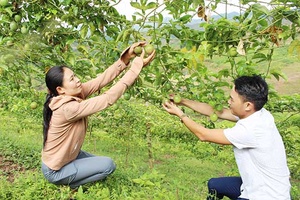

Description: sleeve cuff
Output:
[120,46,131,65]
[116,59,128,71]
[129,57,143,75]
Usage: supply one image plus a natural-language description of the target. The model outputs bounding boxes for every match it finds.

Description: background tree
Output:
[0,0,299,106]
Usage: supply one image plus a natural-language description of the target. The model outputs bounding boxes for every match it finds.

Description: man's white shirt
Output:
[224,108,291,200]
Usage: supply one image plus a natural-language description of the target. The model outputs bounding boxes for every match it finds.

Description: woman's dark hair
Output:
[234,75,268,111]
[43,66,67,147]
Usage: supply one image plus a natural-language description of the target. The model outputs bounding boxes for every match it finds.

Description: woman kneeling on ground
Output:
[41,41,155,189]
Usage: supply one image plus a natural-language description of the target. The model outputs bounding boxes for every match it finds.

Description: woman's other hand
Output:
[131,46,156,67]
[121,41,147,65]
[140,47,156,67]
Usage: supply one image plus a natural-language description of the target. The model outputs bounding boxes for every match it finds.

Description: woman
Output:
[42,41,155,189]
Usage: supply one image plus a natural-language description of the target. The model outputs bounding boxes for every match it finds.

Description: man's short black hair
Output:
[234,75,268,111]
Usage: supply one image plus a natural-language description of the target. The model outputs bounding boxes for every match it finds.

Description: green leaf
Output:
[241,9,251,22]
[132,178,143,184]
[67,54,76,66]
[157,13,164,27]
[59,0,72,6]
[66,39,75,45]
[146,2,157,10]
[80,25,88,38]
[251,3,270,15]
[288,39,300,55]
[257,18,268,27]
[71,5,78,16]
[193,0,205,7]
[241,0,257,4]
[252,53,267,60]
[282,10,299,24]
[4,7,14,17]
[270,70,286,81]
[179,15,192,23]
[130,2,142,9]
[145,180,155,186]
[77,45,88,54]
[149,15,160,23]
[0,63,8,71]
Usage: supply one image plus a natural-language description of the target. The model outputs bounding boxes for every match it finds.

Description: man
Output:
[162,75,291,200]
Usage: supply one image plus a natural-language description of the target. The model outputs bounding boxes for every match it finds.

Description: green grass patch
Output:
[0,98,299,199]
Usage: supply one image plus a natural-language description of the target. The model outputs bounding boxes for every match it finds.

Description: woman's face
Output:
[58,67,82,97]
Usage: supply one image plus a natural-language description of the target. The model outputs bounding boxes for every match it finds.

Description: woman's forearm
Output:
[81,59,128,98]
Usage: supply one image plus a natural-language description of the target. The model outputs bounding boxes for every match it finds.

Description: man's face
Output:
[228,86,247,118]
[57,67,82,97]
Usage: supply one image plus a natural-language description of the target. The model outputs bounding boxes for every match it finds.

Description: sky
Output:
[114,0,245,19]
[113,0,271,19]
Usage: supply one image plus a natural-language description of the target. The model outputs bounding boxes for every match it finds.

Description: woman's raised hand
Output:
[121,41,146,64]
[121,41,156,65]
[138,46,156,67]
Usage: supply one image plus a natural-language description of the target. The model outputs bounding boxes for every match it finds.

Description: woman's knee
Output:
[100,156,116,174]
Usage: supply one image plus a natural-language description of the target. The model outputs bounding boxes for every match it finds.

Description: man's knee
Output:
[207,178,223,199]
[207,177,219,189]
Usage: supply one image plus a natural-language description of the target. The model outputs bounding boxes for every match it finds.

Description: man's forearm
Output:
[181,99,214,116]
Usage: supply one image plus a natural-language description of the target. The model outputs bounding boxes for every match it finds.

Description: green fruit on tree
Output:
[164,82,172,91]
[228,47,238,57]
[208,100,216,107]
[1,14,9,21]
[210,113,218,122]
[30,102,38,109]
[10,21,18,31]
[215,92,223,100]
[173,94,181,104]
[144,44,154,54]
[21,26,28,34]
[14,15,21,22]
[0,0,8,6]
[24,43,30,50]
[123,93,131,100]
[133,46,142,54]
[215,104,223,111]
[6,40,13,46]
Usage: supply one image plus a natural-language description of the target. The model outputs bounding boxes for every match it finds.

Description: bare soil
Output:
[270,63,300,95]
[0,155,26,182]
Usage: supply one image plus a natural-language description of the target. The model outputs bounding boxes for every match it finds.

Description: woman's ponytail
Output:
[43,93,54,147]
[42,66,66,147]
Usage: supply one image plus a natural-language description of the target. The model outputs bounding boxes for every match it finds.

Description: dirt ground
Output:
[0,155,26,182]
[268,62,300,95]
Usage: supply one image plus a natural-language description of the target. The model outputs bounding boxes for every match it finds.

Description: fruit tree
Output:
[0,0,299,109]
